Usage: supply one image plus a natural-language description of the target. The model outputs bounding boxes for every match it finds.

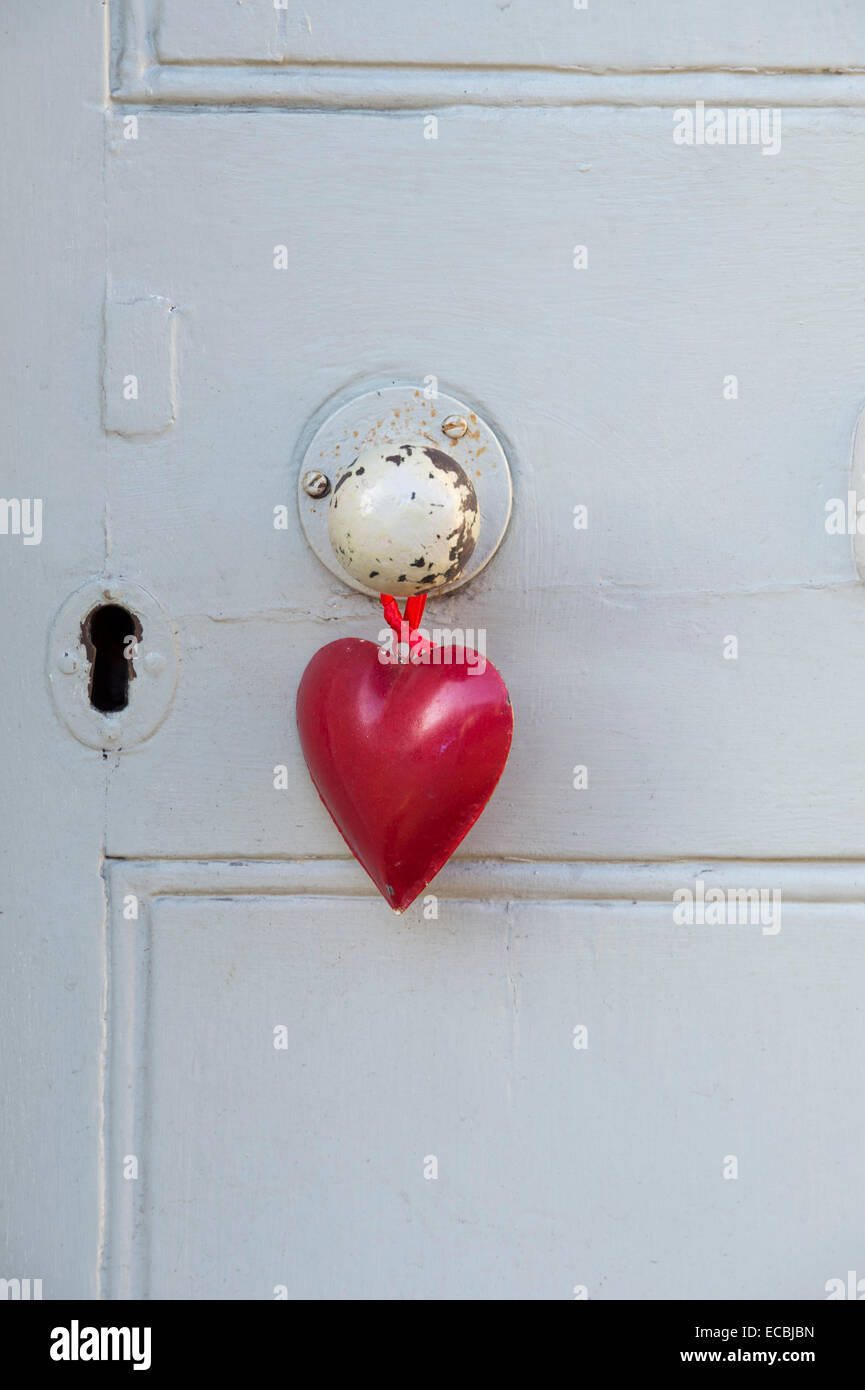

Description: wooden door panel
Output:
[104,108,865,859]
[153,0,865,71]
[103,874,865,1299]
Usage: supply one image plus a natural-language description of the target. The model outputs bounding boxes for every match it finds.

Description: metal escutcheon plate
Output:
[48,578,178,750]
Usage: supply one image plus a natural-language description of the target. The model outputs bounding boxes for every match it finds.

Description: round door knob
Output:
[327,441,480,597]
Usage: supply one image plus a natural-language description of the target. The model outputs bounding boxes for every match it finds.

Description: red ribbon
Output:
[380,593,427,648]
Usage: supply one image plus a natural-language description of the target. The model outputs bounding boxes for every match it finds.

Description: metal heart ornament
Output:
[296,637,513,912]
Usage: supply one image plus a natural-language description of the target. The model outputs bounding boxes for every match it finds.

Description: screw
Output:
[441,414,468,441]
[57,651,78,675]
[302,470,331,498]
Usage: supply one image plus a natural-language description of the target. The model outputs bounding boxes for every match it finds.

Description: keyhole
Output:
[84,604,140,713]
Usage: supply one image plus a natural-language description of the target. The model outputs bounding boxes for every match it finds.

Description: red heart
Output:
[296,638,513,912]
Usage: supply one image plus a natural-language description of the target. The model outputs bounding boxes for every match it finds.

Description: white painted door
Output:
[5,1,865,1300]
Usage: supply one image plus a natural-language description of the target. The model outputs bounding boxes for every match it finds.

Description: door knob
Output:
[297,383,512,597]
[327,440,480,596]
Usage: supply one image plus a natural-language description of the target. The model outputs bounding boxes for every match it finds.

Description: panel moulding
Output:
[112,1,865,109]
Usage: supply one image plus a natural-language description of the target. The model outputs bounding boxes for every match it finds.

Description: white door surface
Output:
[4,1,865,1299]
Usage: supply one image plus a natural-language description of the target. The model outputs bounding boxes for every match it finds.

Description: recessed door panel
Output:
[103,875,865,1299]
